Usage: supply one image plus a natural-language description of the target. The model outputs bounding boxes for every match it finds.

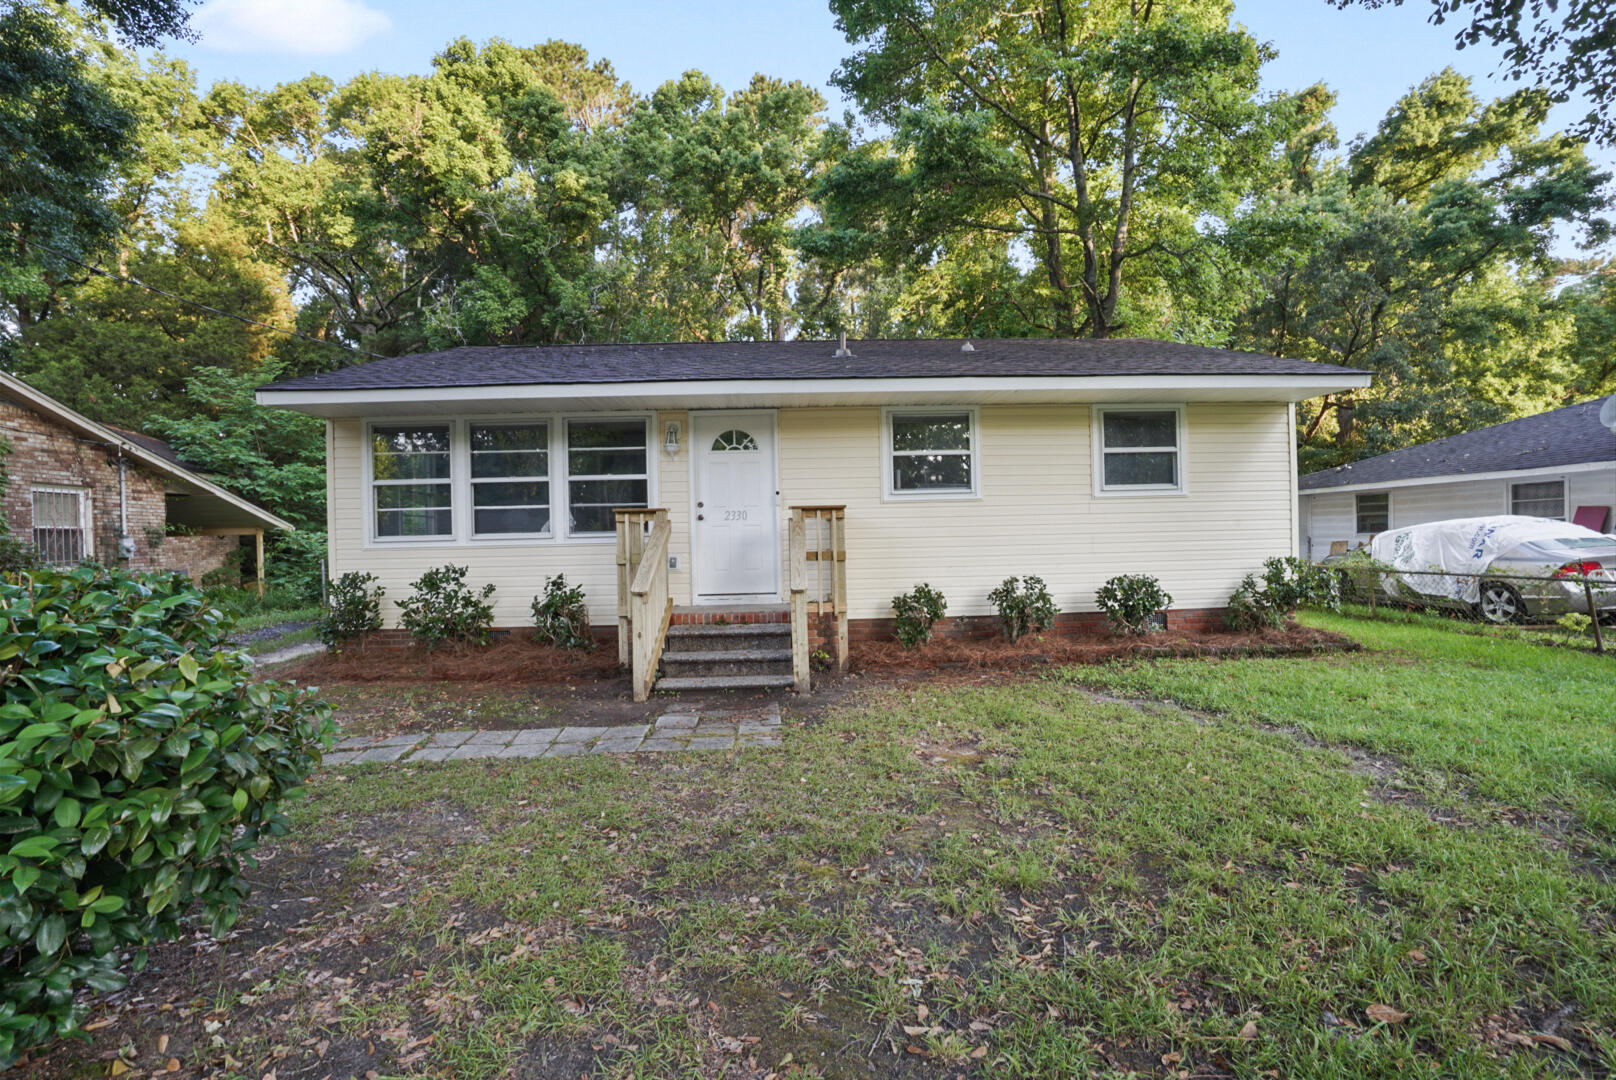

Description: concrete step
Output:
[661,648,793,663]
[667,623,790,638]
[662,655,793,678]
[655,674,797,692]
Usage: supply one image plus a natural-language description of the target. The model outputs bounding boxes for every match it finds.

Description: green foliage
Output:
[264,529,327,605]
[1226,557,1341,630]
[319,571,384,649]
[986,576,1056,642]
[891,583,947,647]
[395,565,495,651]
[1555,611,1594,641]
[0,565,331,1066]
[824,0,1309,338]
[1094,574,1175,636]
[530,574,592,650]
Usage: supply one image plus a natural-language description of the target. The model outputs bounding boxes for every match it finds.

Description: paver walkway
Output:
[323,703,782,765]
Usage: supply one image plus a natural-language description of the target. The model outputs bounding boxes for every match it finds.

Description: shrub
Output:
[396,564,496,650]
[1225,557,1340,631]
[531,574,593,650]
[1095,574,1174,636]
[987,575,1057,642]
[0,566,331,1066]
[892,583,948,646]
[0,536,38,577]
[320,571,385,648]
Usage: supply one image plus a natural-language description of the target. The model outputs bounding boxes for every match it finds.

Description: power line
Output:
[13,237,387,362]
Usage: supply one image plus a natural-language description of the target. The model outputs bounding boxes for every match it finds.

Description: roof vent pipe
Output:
[834,331,854,358]
[960,341,975,352]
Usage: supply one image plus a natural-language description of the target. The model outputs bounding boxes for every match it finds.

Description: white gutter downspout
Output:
[117,451,133,561]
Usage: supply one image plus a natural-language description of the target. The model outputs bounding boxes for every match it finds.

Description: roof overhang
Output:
[0,373,294,532]
[256,372,1371,418]
[1299,458,1613,496]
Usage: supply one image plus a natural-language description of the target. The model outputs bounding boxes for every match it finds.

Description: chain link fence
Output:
[1324,561,1611,655]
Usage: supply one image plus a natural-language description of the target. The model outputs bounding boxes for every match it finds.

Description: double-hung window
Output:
[886,409,977,497]
[471,422,550,536]
[371,425,453,539]
[1355,492,1390,534]
[1094,406,1184,494]
[1510,480,1565,519]
[566,419,648,535]
[32,487,89,564]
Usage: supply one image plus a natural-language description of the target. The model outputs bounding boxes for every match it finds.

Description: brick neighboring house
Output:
[0,371,292,585]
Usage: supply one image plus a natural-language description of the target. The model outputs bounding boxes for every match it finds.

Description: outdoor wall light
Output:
[664,420,682,455]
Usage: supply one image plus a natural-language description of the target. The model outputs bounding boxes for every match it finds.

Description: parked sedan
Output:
[1322,515,1616,624]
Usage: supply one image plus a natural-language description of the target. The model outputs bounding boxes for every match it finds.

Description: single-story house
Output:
[259,338,1366,691]
[1298,396,1616,558]
[0,371,293,585]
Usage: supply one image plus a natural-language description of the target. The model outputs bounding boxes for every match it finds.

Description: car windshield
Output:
[1553,538,1616,549]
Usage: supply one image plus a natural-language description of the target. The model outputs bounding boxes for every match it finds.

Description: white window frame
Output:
[1354,491,1391,534]
[1092,403,1187,497]
[563,416,653,539]
[1508,478,1566,520]
[366,421,455,544]
[881,406,981,501]
[31,485,92,564]
[362,413,656,549]
[468,420,553,541]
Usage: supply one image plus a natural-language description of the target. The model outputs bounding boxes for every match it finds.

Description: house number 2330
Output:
[723,510,748,521]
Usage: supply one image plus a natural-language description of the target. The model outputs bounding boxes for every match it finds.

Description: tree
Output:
[613,72,830,341]
[826,0,1313,338]
[1333,0,1616,145]
[1231,70,1611,470]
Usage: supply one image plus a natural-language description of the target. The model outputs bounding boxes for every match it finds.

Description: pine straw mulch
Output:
[278,636,622,685]
[849,621,1356,674]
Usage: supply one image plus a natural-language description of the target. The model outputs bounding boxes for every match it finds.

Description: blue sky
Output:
[167,0,1610,247]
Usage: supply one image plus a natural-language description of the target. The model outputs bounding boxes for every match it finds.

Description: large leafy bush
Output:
[320,571,385,649]
[396,564,496,650]
[891,584,948,646]
[0,566,332,1066]
[531,574,593,650]
[986,575,1057,642]
[1095,574,1174,636]
[1225,556,1341,630]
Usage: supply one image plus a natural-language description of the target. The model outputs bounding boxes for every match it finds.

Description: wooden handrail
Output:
[631,518,671,596]
[625,515,672,702]
[787,505,849,693]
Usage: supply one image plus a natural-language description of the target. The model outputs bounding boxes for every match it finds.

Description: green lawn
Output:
[1069,611,1616,843]
[34,617,1615,1079]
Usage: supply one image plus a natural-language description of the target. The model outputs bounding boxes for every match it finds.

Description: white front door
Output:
[692,411,778,598]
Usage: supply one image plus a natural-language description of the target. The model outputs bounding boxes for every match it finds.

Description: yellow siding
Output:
[326,403,1296,627]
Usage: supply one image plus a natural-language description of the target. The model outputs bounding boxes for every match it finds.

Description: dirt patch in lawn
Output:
[851,621,1353,674]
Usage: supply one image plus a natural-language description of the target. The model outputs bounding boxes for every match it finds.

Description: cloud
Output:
[193,0,391,55]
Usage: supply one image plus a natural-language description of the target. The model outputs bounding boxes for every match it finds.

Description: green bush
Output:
[0,536,38,577]
[986,575,1057,642]
[1225,557,1340,631]
[396,565,496,650]
[531,574,593,650]
[0,566,332,1066]
[1095,574,1174,636]
[892,584,948,646]
[265,529,328,604]
[320,571,385,648]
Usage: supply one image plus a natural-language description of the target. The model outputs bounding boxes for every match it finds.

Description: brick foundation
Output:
[357,608,1229,650]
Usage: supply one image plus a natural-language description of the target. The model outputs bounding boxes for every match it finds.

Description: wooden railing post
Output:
[788,508,810,693]
[626,510,672,702]
[831,509,848,670]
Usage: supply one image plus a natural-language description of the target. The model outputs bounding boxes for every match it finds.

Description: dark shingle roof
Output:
[1299,397,1616,491]
[261,338,1366,392]
[105,424,185,467]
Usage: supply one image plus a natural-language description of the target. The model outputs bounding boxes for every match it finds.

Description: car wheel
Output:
[1476,581,1525,625]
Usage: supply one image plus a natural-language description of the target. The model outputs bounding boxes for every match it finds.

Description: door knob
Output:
[697,514,704,520]
[697,501,704,507]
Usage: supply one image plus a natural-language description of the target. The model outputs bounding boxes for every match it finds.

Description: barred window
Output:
[1355,492,1390,534]
[1510,480,1565,519]
[32,487,88,564]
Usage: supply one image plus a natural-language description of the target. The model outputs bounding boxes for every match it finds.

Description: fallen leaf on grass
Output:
[1367,1004,1409,1024]
[1162,1051,1183,1065]
[1238,1021,1258,1040]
